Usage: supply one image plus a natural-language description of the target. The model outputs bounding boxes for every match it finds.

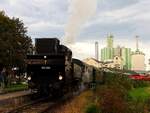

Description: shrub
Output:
[94,72,150,113]
[94,73,132,113]
[97,85,127,113]
[132,80,149,88]
[85,103,100,113]
[127,100,149,113]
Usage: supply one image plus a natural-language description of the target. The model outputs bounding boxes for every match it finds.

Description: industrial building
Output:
[103,56,123,69]
[101,35,114,61]
[83,58,102,68]
[101,35,131,70]
[83,56,123,70]
[131,36,145,71]
[121,47,132,70]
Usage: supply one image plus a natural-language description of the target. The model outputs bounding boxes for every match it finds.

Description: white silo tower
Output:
[131,36,145,71]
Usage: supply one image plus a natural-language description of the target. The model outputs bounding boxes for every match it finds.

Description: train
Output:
[26,38,103,97]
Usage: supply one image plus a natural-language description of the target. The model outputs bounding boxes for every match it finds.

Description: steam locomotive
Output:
[26,38,103,96]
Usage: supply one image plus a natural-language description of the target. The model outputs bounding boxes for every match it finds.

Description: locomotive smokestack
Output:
[95,41,99,60]
[64,0,97,44]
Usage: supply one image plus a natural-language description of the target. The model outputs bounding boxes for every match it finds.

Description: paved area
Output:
[0,90,31,101]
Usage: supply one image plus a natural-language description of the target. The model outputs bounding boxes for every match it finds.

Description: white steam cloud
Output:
[64,0,97,44]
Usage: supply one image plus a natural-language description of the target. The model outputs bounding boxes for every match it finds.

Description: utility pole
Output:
[95,41,99,60]
[136,35,139,51]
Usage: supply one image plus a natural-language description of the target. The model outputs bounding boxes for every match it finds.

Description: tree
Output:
[0,11,32,70]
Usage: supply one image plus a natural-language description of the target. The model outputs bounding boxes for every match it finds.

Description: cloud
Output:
[1,0,150,42]
[28,21,64,33]
[0,0,68,39]
[85,0,150,26]
[97,0,139,11]
[66,41,95,60]
[79,0,150,43]
[27,21,64,39]
[101,0,150,22]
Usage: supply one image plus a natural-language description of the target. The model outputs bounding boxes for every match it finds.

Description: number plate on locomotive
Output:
[41,66,51,70]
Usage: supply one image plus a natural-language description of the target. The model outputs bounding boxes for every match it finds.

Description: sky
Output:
[0,0,150,68]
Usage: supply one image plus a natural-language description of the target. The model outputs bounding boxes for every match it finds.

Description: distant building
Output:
[131,51,145,71]
[83,58,102,68]
[101,35,131,70]
[114,45,122,56]
[101,48,114,61]
[107,34,113,48]
[101,35,115,61]
[103,56,123,69]
[131,36,145,71]
[103,60,114,68]
[95,41,99,60]
[121,47,132,70]
[113,56,123,69]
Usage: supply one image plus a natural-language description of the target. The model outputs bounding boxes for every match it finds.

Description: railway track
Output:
[0,85,82,113]
[40,96,72,113]
[6,93,74,113]
[6,96,52,113]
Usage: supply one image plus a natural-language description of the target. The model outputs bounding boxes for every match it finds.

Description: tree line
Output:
[0,11,32,72]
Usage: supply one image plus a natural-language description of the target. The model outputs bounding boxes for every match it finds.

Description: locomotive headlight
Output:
[59,75,63,80]
[27,76,31,81]
[44,56,47,59]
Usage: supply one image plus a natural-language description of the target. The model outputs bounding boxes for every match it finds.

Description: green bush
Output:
[104,73,133,91]
[97,85,127,113]
[127,100,149,113]
[4,83,28,92]
[95,73,132,113]
[92,72,150,113]
[132,80,149,88]
[85,103,100,113]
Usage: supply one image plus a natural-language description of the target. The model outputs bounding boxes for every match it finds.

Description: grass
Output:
[4,83,28,93]
[49,90,93,113]
[128,87,150,101]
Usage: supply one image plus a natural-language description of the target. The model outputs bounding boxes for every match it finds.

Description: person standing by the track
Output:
[0,67,5,93]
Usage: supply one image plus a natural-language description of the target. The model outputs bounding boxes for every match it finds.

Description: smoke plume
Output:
[64,0,97,44]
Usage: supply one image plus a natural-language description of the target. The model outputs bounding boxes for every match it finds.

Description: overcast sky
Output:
[0,0,150,67]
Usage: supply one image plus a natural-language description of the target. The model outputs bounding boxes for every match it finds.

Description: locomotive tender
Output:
[26,38,103,96]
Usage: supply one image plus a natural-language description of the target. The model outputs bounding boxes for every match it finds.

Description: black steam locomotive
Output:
[26,38,74,96]
[26,38,103,96]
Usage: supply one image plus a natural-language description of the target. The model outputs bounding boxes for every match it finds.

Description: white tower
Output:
[131,36,145,71]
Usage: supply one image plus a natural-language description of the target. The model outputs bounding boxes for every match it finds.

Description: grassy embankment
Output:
[83,72,150,113]
[48,90,92,113]
[3,83,28,93]
[129,87,150,101]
